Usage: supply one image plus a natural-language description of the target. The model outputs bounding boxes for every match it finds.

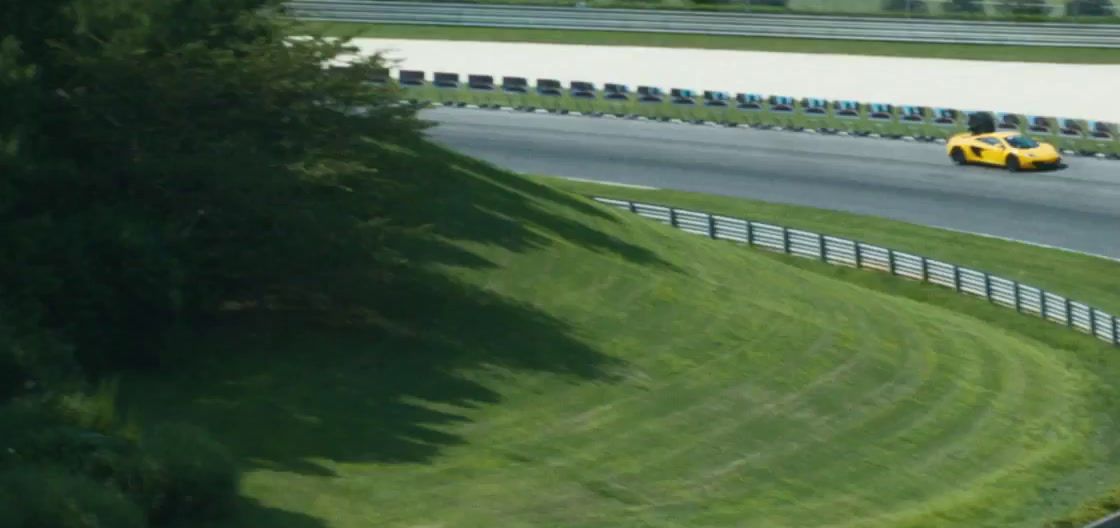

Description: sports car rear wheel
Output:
[1006,155,1020,172]
[950,148,966,165]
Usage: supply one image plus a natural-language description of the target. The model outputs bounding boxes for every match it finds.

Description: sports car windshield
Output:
[1005,135,1040,149]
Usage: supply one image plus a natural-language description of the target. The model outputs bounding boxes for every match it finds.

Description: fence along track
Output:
[286,0,1120,47]
[596,196,1120,347]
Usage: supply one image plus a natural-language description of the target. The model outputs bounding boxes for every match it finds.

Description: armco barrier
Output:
[386,70,1120,158]
[591,196,1120,347]
[1086,510,1120,528]
[286,0,1120,47]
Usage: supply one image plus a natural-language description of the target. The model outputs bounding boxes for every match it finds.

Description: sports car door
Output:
[975,137,1006,165]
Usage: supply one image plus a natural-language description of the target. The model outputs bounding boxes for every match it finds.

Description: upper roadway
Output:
[423,107,1120,259]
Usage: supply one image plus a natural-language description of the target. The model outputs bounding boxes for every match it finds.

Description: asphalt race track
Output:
[423,107,1120,259]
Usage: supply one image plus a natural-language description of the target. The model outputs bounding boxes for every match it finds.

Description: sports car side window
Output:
[978,137,1001,146]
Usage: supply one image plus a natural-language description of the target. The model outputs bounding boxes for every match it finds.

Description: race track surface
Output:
[423,108,1120,259]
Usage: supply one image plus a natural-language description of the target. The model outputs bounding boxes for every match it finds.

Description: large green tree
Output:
[0,0,420,374]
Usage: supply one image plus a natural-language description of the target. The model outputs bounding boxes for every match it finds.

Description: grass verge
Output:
[397,89,1119,156]
[119,140,1120,528]
[544,175,1120,315]
[363,0,1120,24]
[303,22,1120,64]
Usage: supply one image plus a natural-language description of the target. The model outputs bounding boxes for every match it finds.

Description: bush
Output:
[1068,0,1116,16]
[0,312,79,402]
[999,0,1051,15]
[968,112,996,134]
[882,0,929,14]
[944,0,983,13]
[2,395,237,524]
[0,466,145,528]
[112,423,240,525]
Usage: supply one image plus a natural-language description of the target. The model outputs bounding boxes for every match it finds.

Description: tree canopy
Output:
[1,0,421,378]
[1,2,423,524]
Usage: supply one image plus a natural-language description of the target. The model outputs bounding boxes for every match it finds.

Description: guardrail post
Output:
[953,265,961,292]
[1090,307,1098,337]
[782,227,791,254]
[887,249,896,275]
[984,273,992,302]
[746,221,753,246]
[854,242,863,268]
[1066,298,1074,327]
[1013,282,1021,313]
[707,214,716,239]
[669,207,678,228]
[920,257,928,282]
[818,234,826,262]
[628,200,636,214]
[1114,316,1119,346]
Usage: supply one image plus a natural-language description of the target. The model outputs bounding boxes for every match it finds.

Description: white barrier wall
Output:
[341,38,1120,122]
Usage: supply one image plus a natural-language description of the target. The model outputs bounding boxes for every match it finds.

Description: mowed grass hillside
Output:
[121,137,1120,528]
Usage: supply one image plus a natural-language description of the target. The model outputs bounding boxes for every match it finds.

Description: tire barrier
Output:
[384,69,1120,159]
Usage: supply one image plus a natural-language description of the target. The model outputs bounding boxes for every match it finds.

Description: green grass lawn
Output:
[302,22,1120,64]
[119,139,1120,528]
[544,177,1120,315]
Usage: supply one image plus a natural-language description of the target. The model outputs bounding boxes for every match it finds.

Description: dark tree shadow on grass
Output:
[120,136,660,487]
[382,136,682,274]
[178,497,327,528]
[127,268,627,475]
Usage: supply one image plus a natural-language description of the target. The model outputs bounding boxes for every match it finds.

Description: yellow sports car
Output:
[946,130,1062,171]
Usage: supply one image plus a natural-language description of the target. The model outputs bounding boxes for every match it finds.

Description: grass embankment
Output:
[545,177,1120,315]
[304,22,1120,64]
[121,139,1120,527]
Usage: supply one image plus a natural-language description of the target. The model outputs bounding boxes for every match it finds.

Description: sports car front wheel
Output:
[1006,155,1020,172]
[950,148,966,165]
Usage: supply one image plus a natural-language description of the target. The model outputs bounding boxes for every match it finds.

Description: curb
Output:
[417,101,1120,162]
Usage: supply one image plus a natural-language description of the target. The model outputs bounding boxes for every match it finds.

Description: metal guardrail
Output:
[593,195,1120,528]
[591,195,1120,347]
[286,0,1120,47]
[1085,510,1120,528]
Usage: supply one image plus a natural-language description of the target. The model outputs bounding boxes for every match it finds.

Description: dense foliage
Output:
[0,0,421,525]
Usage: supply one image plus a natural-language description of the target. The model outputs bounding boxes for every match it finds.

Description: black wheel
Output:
[950,148,966,165]
[1006,155,1020,172]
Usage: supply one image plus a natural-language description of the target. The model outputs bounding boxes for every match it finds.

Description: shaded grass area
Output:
[120,140,1120,527]
[304,21,1120,64]
[545,176,1120,315]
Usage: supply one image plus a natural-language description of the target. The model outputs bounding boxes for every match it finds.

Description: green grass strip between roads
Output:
[370,0,1120,24]
[398,83,1120,156]
[304,22,1120,64]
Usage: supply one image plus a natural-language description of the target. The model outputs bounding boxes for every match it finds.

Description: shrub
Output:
[944,0,984,13]
[0,465,145,528]
[0,312,79,402]
[113,423,240,525]
[968,112,996,134]
[54,378,124,434]
[2,401,238,525]
[999,0,1051,15]
[882,0,930,14]
[1068,0,1116,16]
